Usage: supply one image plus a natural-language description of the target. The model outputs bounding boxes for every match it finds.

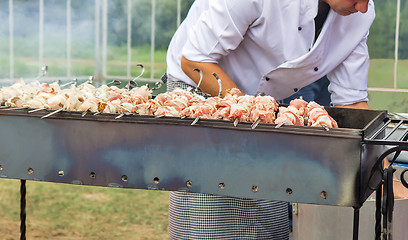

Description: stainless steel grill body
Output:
[0,107,387,207]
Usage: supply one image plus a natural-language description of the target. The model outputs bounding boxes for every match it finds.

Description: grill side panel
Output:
[0,115,377,207]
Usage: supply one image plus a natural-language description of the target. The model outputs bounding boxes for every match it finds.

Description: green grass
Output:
[0,178,169,240]
[0,44,167,80]
[368,59,408,112]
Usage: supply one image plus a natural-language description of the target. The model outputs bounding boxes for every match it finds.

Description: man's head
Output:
[322,0,369,16]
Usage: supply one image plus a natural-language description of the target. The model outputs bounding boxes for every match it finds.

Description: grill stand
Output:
[363,146,408,240]
[353,207,360,240]
[0,108,404,239]
[13,170,398,240]
[20,179,26,240]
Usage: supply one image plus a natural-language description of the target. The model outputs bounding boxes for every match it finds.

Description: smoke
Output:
[0,0,98,80]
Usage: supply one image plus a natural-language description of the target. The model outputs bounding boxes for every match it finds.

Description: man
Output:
[166,0,374,239]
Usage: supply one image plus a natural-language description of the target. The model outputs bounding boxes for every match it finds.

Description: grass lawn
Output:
[368,59,408,113]
[0,179,169,240]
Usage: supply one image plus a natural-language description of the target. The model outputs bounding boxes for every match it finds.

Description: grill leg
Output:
[20,179,26,240]
[353,207,360,240]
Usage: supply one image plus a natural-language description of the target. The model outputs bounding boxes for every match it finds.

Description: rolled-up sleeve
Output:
[327,32,370,105]
[182,0,261,63]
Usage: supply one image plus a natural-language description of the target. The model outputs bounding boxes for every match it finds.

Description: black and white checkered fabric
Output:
[166,79,207,96]
[169,192,289,239]
[166,78,290,240]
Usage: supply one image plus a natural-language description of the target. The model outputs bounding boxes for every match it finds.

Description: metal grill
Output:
[365,118,408,146]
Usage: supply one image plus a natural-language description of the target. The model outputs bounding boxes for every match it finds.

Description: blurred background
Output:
[0,0,407,239]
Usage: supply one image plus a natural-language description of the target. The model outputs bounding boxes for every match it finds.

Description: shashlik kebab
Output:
[0,79,338,129]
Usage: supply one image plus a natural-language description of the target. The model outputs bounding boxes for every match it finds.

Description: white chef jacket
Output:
[166,0,375,105]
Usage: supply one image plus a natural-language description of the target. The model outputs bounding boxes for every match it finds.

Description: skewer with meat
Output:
[0,79,341,129]
[151,88,204,117]
[249,95,278,125]
[154,95,189,117]
[275,105,305,127]
[228,95,254,125]
[274,97,308,127]
[186,99,218,119]
[305,101,338,129]
[212,96,237,120]
[289,98,308,117]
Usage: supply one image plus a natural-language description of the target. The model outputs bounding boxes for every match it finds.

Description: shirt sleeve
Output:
[182,0,262,63]
[327,31,370,106]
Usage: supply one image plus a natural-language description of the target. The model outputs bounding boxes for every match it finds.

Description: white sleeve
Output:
[327,32,370,106]
[182,0,262,63]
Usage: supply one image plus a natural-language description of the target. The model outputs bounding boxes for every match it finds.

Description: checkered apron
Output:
[166,78,290,240]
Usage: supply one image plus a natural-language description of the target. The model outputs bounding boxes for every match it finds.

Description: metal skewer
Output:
[125,64,145,90]
[115,113,125,119]
[233,118,239,127]
[212,73,222,97]
[193,68,203,93]
[126,80,138,90]
[81,109,90,117]
[251,118,262,129]
[34,65,48,81]
[191,116,200,125]
[28,108,46,113]
[41,108,64,119]
[320,124,330,131]
[107,80,121,87]
[61,78,78,87]
[275,122,285,128]
[132,64,145,81]
[87,76,94,84]
[150,81,163,91]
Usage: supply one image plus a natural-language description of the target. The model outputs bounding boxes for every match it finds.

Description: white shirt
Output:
[166,0,375,105]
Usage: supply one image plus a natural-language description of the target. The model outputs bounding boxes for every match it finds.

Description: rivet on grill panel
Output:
[122,175,128,182]
[321,191,328,199]
[186,180,192,187]
[0,165,2,171]
[252,185,258,193]
[58,170,64,176]
[153,177,160,185]
[218,183,225,189]
[286,188,293,195]
[89,172,96,179]
[27,168,34,175]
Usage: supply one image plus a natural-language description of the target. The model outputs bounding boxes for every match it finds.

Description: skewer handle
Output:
[212,73,222,97]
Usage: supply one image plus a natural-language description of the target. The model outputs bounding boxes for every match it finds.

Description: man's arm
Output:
[334,101,369,109]
[181,56,243,97]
